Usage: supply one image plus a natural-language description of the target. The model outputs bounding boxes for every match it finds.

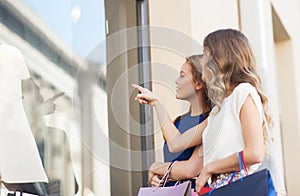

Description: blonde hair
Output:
[202,29,271,143]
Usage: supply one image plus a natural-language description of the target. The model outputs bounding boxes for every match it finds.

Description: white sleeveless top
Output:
[203,83,263,173]
[0,44,48,183]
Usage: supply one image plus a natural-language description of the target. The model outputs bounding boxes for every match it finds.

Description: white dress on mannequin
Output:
[0,44,48,183]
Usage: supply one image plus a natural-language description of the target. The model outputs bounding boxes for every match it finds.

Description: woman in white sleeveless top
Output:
[0,44,48,185]
[194,29,275,191]
[135,29,286,195]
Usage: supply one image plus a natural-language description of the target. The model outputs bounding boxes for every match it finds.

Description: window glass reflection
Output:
[0,0,107,195]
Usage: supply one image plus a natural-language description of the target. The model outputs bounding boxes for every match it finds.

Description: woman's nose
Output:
[175,77,179,84]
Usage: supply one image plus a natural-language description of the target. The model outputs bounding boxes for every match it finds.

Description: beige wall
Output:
[271,1,300,195]
[269,1,300,195]
[275,40,300,196]
[190,0,239,44]
[149,0,300,195]
[149,0,193,162]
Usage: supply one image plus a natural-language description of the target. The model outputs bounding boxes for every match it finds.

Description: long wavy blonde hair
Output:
[202,29,271,143]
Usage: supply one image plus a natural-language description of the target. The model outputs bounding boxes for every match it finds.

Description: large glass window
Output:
[0,0,108,195]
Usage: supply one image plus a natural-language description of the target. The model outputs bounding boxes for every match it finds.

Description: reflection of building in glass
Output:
[0,1,109,196]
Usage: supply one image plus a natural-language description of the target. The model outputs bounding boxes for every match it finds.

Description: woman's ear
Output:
[195,82,203,90]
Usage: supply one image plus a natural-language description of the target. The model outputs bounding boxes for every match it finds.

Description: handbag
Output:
[138,161,197,196]
[200,151,277,196]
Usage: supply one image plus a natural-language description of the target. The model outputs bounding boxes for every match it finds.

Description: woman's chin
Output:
[176,94,185,100]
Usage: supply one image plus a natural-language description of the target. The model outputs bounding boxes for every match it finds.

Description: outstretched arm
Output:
[133,84,206,151]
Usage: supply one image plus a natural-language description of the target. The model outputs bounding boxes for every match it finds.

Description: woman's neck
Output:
[189,93,210,116]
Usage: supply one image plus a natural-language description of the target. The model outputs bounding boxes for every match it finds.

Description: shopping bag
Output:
[138,161,194,196]
[201,151,276,196]
[137,180,192,196]
[201,168,276,196]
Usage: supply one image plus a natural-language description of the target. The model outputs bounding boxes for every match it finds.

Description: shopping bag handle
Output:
[207,151,248,194]
[155,160,178,189]
[238,151,248,178]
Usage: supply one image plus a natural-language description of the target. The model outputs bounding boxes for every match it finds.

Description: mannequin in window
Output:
[21,78,79,195]
[0,44,48,193]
